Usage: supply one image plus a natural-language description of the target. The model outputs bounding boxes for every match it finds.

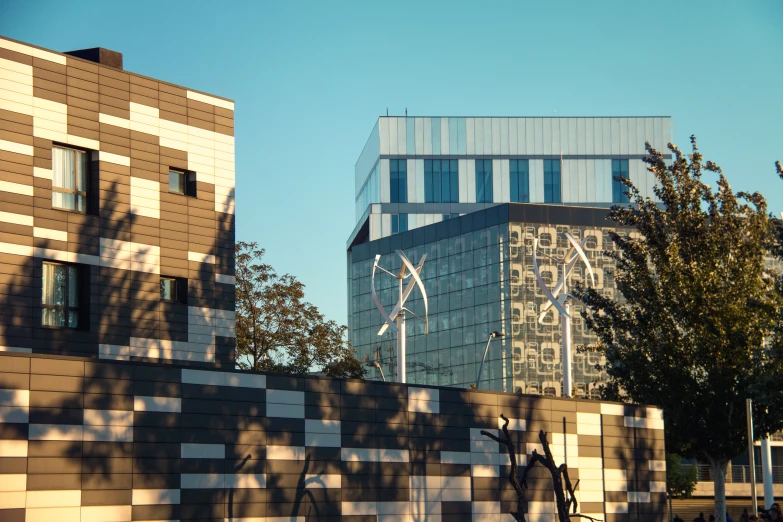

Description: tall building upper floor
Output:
[351,116,672,243]
[0,36,236,367]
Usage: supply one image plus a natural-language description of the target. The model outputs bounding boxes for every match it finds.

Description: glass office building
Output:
[347,116,672,395]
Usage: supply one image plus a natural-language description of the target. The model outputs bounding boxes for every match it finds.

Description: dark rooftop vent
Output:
[64,47,123,70]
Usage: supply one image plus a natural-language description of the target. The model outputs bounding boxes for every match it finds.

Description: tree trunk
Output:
[710,457,729,522]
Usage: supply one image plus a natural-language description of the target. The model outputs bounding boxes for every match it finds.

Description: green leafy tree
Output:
[235,241,365,378]
[666,453,698,522]
[573,138,783,522]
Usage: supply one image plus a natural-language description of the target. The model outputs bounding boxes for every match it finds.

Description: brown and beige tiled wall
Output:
[0,36,235,366]
[0,352,666,522]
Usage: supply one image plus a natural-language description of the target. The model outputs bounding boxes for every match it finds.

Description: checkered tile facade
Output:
[0,36,235,366]
[0,352,666,522]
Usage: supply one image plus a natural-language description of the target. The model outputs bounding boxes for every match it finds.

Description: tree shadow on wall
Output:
[0,178,238,520]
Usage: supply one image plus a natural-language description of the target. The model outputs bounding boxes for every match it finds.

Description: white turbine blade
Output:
[565,232,595,287]
[372,254,398,335]
[378,252,428,335]
[533,238,571,322]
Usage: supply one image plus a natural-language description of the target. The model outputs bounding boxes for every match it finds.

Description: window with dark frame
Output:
[475,159,493,203]
[42,262,80,328]
[424,159,459,203]
[169,169,187,195]
[52,145,88,213]
[543,159,561,203]
[510,159,530,203]
[390,159,407,203]
[612,159,630,203]
[160,277,178,302]
[391,214,408,234]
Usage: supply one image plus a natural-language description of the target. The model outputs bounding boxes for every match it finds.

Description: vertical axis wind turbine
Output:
[371,250,429,383]
[533,232,595,397]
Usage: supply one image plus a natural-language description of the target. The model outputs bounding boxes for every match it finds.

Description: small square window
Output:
[161,278,178,301]
[169,170,186,194]
[161,277,187,303]
[169,169,197,197]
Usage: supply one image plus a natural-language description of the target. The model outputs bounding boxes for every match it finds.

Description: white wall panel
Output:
[492,159,502,203]
[407,159,416,202]
[577,159,587,202]
[654,117,664,152]
[466,160,476,203]
[586,160,596,202]
[423,118,432,155]
[556,118,565,155]
[542,118,552,155]
[500,118,509,154]
[561,159,572,202]
[619,117,628,155]
[397,117,406,154]
[381,214,391,237]
[474,118,483,155]
[508,118,517,155]
[568,118,577,156]
[500,159,510,202]
[576,118,586,155]
[431,117,440,155]
[534,118,544,155]
[635,118,646,155]
[440,118,449,155]
[416,159,424,203]
[406,118,415,155]
[415,118,424,154]
[567,160,578,203]
[627,118,637,157]
[379,118,389,155]
[458,159,468,202]
[601,159,613,203]
[611,118,620,155]
[466,118,475,154]
[457,117,467,154]
[483,117,492,155]
[370,214,381,241]
[601,119,611,155]
[531,160,544,203]
[515,119,524,154]
[389,118,398,155]
[491,118,501,155]
[525,119,534,155]
[380,159,390,203]
[592,119,602,156]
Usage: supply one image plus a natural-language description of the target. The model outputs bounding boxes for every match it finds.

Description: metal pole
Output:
[761,436,774,509]
[397,277,406,383]
[476,335,494,389]
[561,263,573,397]
[746,399,758,515]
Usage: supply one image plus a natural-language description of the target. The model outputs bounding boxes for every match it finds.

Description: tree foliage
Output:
[235,242,364,378]
[666,453,698,500]
[573,138,783,522]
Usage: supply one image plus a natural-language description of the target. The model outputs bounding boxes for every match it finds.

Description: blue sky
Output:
[2,0,781,326]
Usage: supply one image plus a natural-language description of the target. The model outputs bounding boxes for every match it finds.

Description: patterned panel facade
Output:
[0,36,235,366]
[352,116,672,241]
[0,352,666,522]
[348,204,624,396]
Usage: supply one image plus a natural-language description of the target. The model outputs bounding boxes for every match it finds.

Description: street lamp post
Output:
[476,331,504,390]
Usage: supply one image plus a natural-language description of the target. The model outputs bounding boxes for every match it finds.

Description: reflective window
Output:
[391,214,408,234]
[390,159,407,203]
[510,159,529,203]
[169,170,186,194]
[425,159,458,203]
[160,278,178,301]
[42,262,80,328]
[612,159,630,203]
[543,159,561,203]
[52,146,88,213]
[475,159,493,203]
